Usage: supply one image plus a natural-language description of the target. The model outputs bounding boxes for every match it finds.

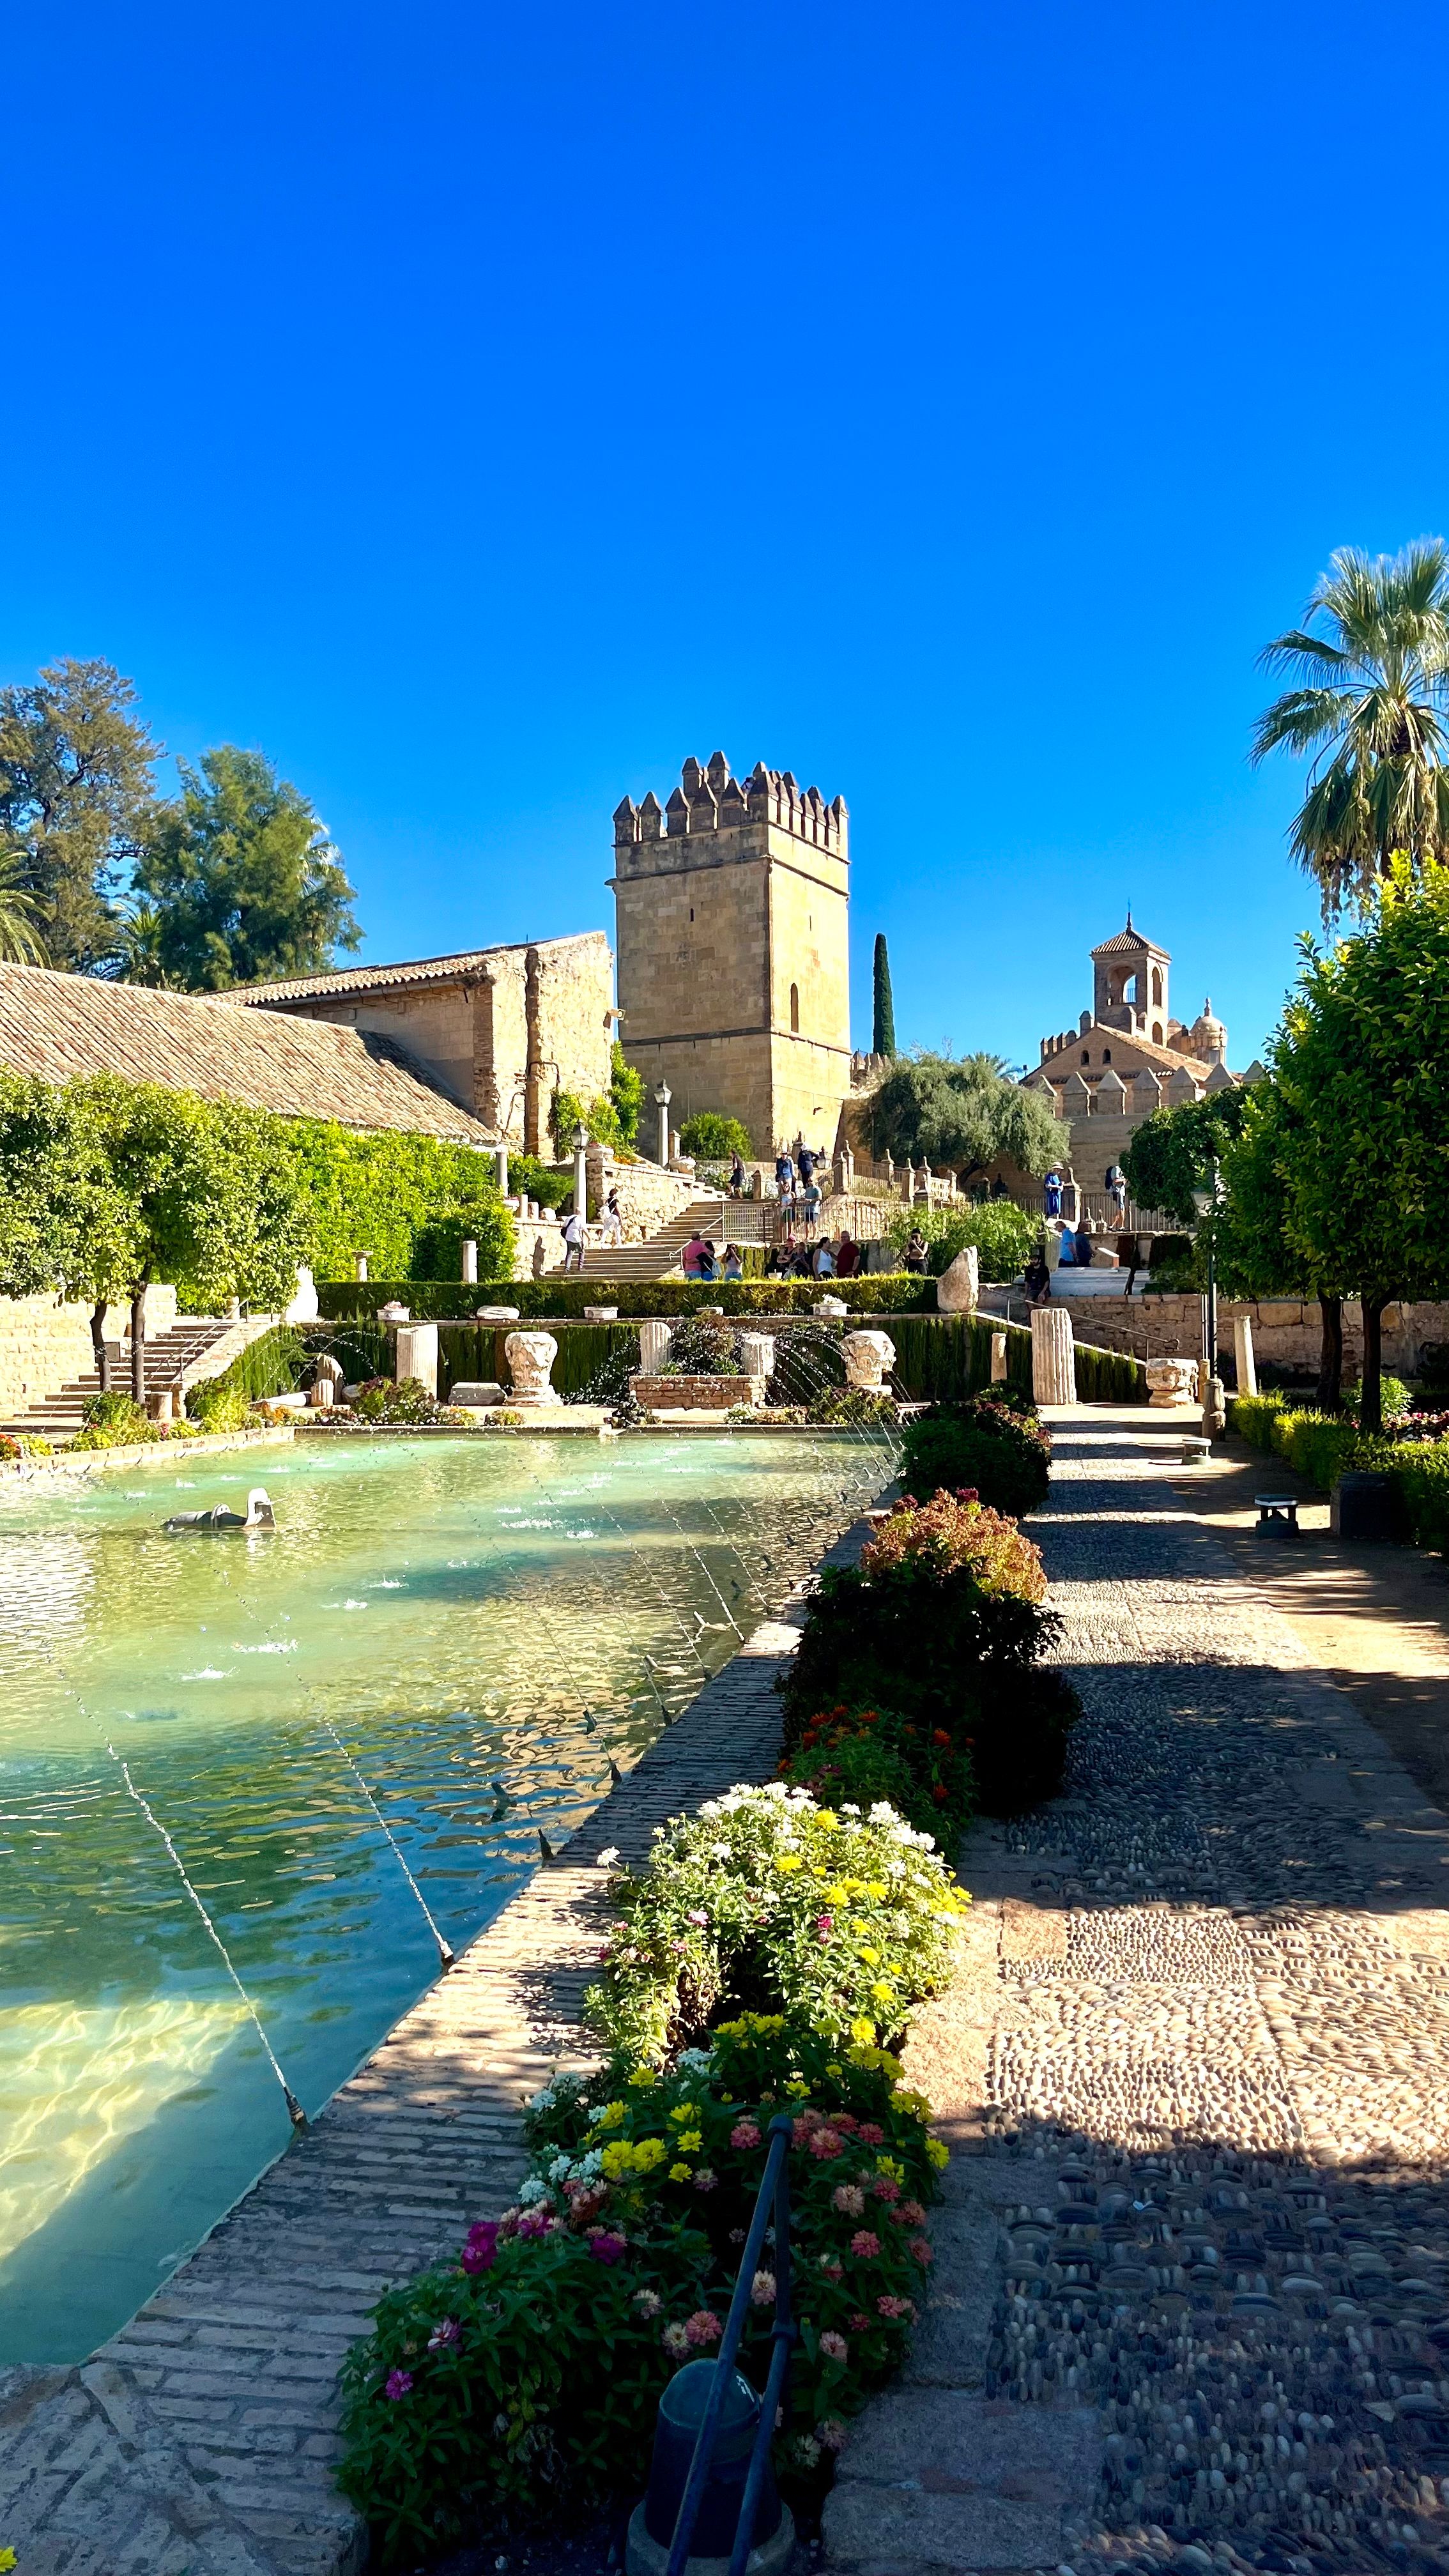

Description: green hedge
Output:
[1227,1391,1449,1551]
[316,1273,941,1322]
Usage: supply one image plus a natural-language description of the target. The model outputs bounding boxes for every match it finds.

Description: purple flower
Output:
[461,2221,500,2275]
[588,2230,628,2264]
[427,2317,460,2350]
[385,2368,413,2400]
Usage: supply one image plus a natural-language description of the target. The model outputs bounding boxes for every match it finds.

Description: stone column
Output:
[738,1333,776,1380]
[395,1322,439,1398]
[462,1239,478,1284]
[1031,1304,1076,1406]
[1232,1313,1257,1398]
[639,1319,673,1375]
[355,1252,369,1282]
[991,1330,1008,1383]
[656,1088,671,1167]
[493,1146,509,1197]
[842,1330,895,1390]
[573,1137,590,1224]
[504,1330,558,1405]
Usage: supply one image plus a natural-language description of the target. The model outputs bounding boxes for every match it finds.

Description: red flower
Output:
[857,2123,885,2147]
[931,1784,949,1804]
[808,2129,845,2161]
[833,2112,859,2133]
[931,1729,951,1748]
[849,2230,881,2259]
[871,2176,901,2203]
[848,2312,871,2333]
[900,2200,926,2225]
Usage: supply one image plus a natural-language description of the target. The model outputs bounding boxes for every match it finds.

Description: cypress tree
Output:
[871,932,897,1057]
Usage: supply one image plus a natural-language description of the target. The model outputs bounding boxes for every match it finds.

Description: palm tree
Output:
[1251,540,1449,916]
[0,849,47,963]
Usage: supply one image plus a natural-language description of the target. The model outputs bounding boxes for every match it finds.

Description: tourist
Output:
[723,1243,744,1280]
[562,1206,587,1273]
[774,1147,795,1197]
[698,1239,718,1281]
[765,1239,793,1276]
[797,1143,816,1185]
[790,1240,815,1278]
[812,1235,835,1278]
[903,1226,928,1274]
[1024,1245,1052,1304]
[1106,1163,1128,1222]
[801,1172,822,1230]
[729,1152,747,1197]
[682,1230,707,1278]
[601,1186,624,1247]
[836,1230,859,1277]
[1043,1168,1063,1220]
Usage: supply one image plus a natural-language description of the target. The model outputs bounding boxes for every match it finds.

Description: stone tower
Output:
[1091,916,1171,1046]
[610,752,851,1157]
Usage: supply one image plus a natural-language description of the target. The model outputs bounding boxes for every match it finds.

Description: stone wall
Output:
[1057,1292,1449,1379]
[0,1292,100,1422]
[585,1148,700,1240]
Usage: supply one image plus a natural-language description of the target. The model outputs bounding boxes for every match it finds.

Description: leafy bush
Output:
[317,1274,940,1322]
[1271,1407,1363,1491]
[351,1376,469,1427]
[287,1121,516,1282]
[679,1111,753,1160]
[1388,1442,1449,1554]
[898,1397,1051,1517]
[186,1381,257,1433]
[338,2009,947,2564]
[806,1388,899,1427]
[72,1391,165,1448]
[783,1497,1075,1816]
[586,1782,967,2066]
[1228,1392,1288,1452]
[0,1432,52,1461]
[884,1199,1036,1284]
[781,1705,974,1841]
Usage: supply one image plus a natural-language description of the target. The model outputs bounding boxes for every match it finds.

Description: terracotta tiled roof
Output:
[1090,923,1169,960]
[1039,1023,1212,1080]
[0,963,492,1139]
[222,930,603,1007]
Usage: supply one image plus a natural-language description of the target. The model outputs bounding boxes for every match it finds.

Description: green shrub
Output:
[783,1496,1075,1816]
[884,1199,1036,1284]
[1388,1441,1449,1553]
[338,2007,947,2564]
[352,1376,457,1426]
[1271,1408,1362,1491]
[898,1397,1051,1517]
[1226,1392,1287,1452]
[289,1122,515,1282]
[678,1111,753,1160]
[1073,1342,1149,1404]
[186,1381,256,1433]
[781,1704,974,1841]
[72,1391,158,1447]
[316,1274,940,1322]
[585,1781,968,2064]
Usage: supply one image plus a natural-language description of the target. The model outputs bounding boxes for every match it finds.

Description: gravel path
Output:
[827,1406,1449,2576]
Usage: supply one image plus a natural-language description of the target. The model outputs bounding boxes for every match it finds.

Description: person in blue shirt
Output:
[1043,1170,1063,1220]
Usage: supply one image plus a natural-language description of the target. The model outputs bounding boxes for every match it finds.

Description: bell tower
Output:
[1091,916,1171,1048]
[610,752,852,1156]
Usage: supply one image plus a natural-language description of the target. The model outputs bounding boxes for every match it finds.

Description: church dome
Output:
[1190,996,1227,1061]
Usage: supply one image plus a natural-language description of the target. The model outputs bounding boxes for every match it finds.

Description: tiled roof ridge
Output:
[1090,925,1169,959]
[222,928,606,1006]
[1039,1023,1213,1078]
[0,962,493,1140]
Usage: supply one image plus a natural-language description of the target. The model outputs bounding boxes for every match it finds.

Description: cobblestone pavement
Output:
[827,1407,1449,2576]
[0,1513,878,2576]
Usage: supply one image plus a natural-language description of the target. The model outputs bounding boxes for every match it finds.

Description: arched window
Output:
[1152,1022,1163,1045]
[790,983,799,1034]
[1081,1048,1090,1064]
[1103,1048,1112,1062]
[1151,967,1162,1007]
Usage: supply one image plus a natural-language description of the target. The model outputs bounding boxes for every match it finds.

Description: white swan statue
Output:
[164,1487,276,1534]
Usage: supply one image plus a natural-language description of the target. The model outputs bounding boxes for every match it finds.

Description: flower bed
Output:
[336,1786,967,2565]
[1228,1392,1449,1553]
[897,1391,1051,1518]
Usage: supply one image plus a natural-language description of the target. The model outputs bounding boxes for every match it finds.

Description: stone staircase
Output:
[578,1195,776,1280]
[0,1315,275,1443]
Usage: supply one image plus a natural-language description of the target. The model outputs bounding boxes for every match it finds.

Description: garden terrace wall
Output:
[1073,1292,1449,1377]
[315,1273,941,1322]
[0,1291,98,1423]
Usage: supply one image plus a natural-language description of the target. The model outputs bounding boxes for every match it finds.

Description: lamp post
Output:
[654,1078,672,1169]
[1191,1159,1227,1438]
[572,1122,590,1233]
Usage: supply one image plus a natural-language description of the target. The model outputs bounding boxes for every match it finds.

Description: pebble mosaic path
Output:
[827,1407,1449,2576]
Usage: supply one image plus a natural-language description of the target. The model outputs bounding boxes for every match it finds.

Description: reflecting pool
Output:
[0,1428,894,2361]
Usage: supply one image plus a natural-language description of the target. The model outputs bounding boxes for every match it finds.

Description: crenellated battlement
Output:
[613,751,848,861]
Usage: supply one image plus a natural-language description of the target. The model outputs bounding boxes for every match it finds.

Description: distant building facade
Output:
[611,753,853,1156]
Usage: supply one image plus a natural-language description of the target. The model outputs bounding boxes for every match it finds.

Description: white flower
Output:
[527,2083,557,2111]
[548,2153,574,2181]
[676,2047,713,2075]
[699,1801,721,1819]
[577,2149,604,2179]
[868,1801,896,1823]
[596,1846,620,1868]
[710,1841,731,1860]
[886,1859,907,1879]
[518,2174,548,2204]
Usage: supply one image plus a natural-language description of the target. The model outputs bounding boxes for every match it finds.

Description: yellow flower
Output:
[668,2103,696,2124]
[594,2099,626,2130]
[850,2016,877,2047]
[669,2161,693,2182]
[893,2085,934,2120]
[634,2137,668,2172]
[677,2129,703,2152]
[849,1917,869,1937]
[857,1945,880,1966]
[826,1883,850,1907]
[774,1854,804,1874]
[629,2065,658,2087]
[784,2078,810,2097]
[814,1808,836,1827]
[0,2550,15,2573]
[926,2137,950,2169]
[875,2154,905,2182]
[870,1981,896,2005]
[866,1881,887,1900]
[826,2061,843,2078]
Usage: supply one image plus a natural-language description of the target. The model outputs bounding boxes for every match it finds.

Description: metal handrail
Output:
[664,2113,796,2576]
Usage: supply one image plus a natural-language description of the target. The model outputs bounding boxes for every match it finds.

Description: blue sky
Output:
[4,1,1446,1071]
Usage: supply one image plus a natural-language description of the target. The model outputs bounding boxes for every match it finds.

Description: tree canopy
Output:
[0,659,160,970]
[1252,541,1449,919]
[1120,1091,1252,1225]
[868,1052,1060,1176]
[678,1111,752,1162]
[131,745,360,990]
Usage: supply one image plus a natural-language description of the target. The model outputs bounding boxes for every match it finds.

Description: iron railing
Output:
[664,2113,795,2576]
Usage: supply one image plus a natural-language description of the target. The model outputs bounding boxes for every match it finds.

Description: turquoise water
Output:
[0,1429,893,2362]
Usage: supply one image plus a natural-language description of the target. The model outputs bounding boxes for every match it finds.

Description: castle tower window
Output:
[1152,967,1163,1007]
[1103,1048,1112,1062]
[790,983,800,1034]
[1082,1048,1090,1064]
[1152,1022,1163,1045]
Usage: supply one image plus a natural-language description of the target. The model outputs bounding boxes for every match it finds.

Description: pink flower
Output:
[385,2368,413,2399]
[857,2122,885,2147]
[849,2230,881,2259]
[832,2112,859,2133]
[871,2175,901,2202]
[461,2221,500,2274]
[900,2200,926,2225]
[588,2231,628,2264]
[832,2184,866,2216]
[427,2317,460,2350]
[730,2121,762,2150]
[685,2310,723,2346]
[515,2209,554,2241]
[876,2294,916,2321]
[751,2269,778,2307]
[818,2418,848,2451]
[908,2235,933,2265]
[819,2329,848,2361]
[808,2128,845,2161]
[815,1913,834,1935]
[693,2168,718,2193]
[848,2311,870,2332]
[686,1908,709,1926]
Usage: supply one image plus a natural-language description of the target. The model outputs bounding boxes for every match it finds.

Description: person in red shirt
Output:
[836,1232,860,1277]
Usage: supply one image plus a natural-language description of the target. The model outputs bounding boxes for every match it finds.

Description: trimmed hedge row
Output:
[316,1273,940,1322]
[1227,1391,1449,1554]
